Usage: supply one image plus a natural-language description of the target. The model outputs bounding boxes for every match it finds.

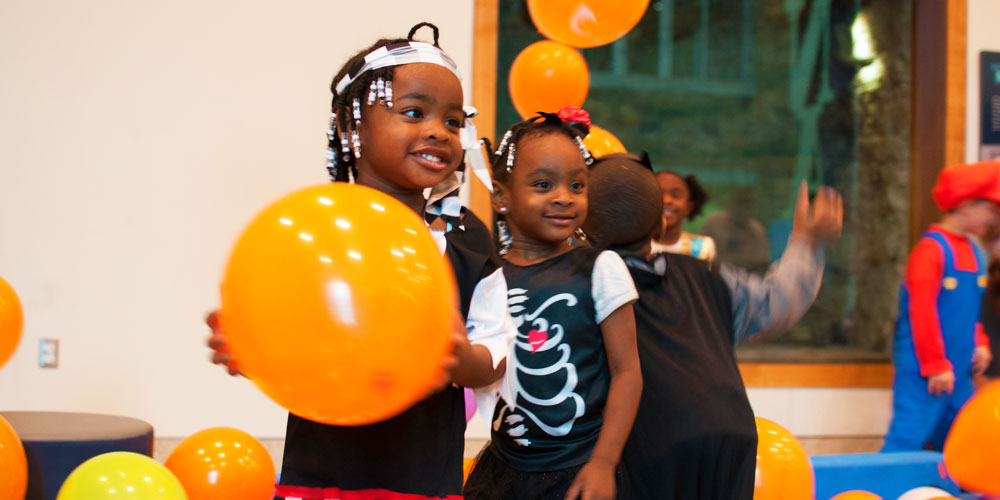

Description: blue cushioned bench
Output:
[812,451,967,500]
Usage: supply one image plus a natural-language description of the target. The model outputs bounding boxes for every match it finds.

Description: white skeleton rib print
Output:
[494,288,586,447]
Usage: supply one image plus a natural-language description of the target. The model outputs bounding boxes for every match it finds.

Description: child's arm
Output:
[566,251,642,500]
[723,181,842,343]
[450,267,516,388]
[973,323,993,375]
[902,239,955,395]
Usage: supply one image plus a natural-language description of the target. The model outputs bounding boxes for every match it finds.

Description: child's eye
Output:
[402,108,424,119]
[533,181,551,189]
[571,181,585,190]
[445,117,462,128]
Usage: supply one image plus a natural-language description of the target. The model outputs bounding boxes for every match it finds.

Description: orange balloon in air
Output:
[509,40,589,120]
[527,0,650,48]
[0,415,27,500]
[943,379,1000,496]
[753,417,814,500]
[829,491,882,500]
[0,277,23,370]
[221,183,456,426]
[583,125,626,158]
[165,427,275,500]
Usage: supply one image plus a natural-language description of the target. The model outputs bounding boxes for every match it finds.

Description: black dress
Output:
[275,212,500,500]
[620,254,757,500]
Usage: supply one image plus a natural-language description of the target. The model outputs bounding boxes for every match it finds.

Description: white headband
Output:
[334,41,462,95]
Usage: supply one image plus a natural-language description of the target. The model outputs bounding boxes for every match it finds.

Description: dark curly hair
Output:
[489,112,590,185]
[655,170,709,220]
[325,22,444,183]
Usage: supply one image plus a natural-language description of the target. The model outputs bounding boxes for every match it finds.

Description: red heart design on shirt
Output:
[528,329,548,353]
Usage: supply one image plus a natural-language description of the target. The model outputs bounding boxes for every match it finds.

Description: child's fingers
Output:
[794,180,810,219]
[211,351,233,365]
[205,310,220,331]
[206,333,227,350]
[564,477,584,500]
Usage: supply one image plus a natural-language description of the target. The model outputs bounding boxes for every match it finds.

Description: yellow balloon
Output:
[583,125,626,158]
[57,452,188,500]
[0,276,23,370]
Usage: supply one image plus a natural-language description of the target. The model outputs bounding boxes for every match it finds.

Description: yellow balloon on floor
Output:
[943,380,1000,496]
[165,427,275,500]
[221,183,456,426]
[583,125,626,158]
[509,41,589,120]
[753,417,814,500]
[0,276,23,370]
[527,0,650,48]
[57,452,187,500]
[0,415,27,500]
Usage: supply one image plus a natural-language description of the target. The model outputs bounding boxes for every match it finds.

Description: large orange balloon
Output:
[943,379,1000,496]
[754,417,814,500]
[166,427,275,500]
[221,183,456,426]
[0,277,23,370]
[829,491,882,500]
[509,41,589,120]
[527,0,650,48]
[583,125,626,158]
[0,415,27,500]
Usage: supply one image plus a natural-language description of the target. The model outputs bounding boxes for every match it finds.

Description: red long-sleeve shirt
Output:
[904,225,990,377]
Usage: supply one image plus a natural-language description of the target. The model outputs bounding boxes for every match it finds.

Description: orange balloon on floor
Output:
[943,379,1000,496]
[527,0,650,48]
[830,491,882,500]
[0,277,23,370]
[509,40,589,120]
[754,417,814,500]
[463,457,477,486]
[0,415,27,500]
[221,183,456,426]
[165,427,275,500]
[583,125,626,158]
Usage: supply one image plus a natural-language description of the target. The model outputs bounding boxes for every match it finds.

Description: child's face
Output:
[957,199,1000,237]
[497,133,588,246]
[356,63,465,192]
[657,172,692,229]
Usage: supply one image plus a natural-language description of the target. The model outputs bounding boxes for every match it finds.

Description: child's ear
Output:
[491,181,509,214]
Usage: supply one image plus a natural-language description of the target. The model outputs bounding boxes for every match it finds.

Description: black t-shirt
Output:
[490,247,614,472]
[278,211,498,498]
[621,253,757,500]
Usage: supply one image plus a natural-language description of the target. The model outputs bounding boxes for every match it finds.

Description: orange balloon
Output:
[0,415,27,500]
[509,40,589,120]
[165,427,275,500]
[943,379,1000,496]
[754,417,814,500]
[221,183,456,425]
[0,277,23,370]
[462,457,477,486]
[527,0,650,48]
[583,125,626,158]
[830,491,882,500]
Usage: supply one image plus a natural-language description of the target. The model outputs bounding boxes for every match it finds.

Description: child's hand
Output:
[972,346,993,375]
[927,370,955,396]
[791,180,843,247]
[205,310,242,377]
[564,459,616,500]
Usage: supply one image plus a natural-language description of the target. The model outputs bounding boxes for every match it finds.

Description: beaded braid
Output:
[325,23,444,183]
[489,112,592,185]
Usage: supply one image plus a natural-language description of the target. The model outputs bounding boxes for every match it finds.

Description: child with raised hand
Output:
[581,153,842,500]
[650,169,716,262]
[463,109,642,500]
[882,161,1000,452]
[207,23,515,500]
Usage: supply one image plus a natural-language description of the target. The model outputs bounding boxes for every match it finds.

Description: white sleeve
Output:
[703,236,717,262]
[465,267,517,370]
[592,250,639,324]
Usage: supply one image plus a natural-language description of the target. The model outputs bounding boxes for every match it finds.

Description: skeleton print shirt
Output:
[489,247,637,471]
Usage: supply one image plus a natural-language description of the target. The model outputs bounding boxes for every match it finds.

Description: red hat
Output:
[931,160,1000,211]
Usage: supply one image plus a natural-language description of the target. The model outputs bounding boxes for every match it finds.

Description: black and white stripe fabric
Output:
[334,41,461,95]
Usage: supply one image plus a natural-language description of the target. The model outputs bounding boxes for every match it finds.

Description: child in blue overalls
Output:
[883,161,1000,451]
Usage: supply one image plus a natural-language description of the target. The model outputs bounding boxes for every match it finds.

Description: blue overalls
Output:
[883,230,986,451]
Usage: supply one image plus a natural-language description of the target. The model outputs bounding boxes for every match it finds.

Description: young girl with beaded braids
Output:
[205,23,516,500]
[463,108,642,500]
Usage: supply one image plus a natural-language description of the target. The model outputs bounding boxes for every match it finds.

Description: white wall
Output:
[966,0,1000,162]
[0,0,474,438]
